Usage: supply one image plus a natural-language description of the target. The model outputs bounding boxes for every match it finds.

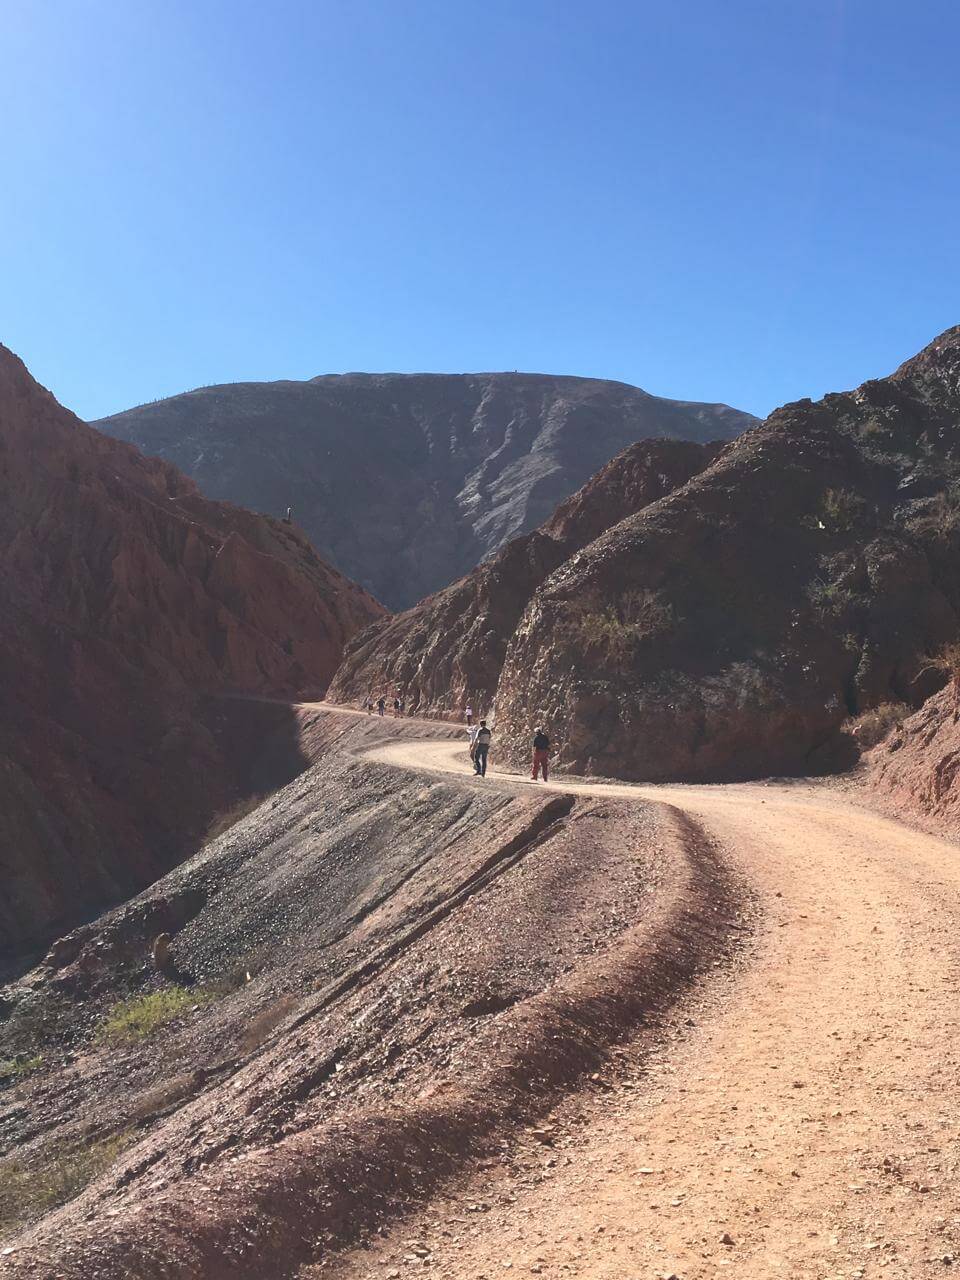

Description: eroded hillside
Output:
[0,347,383,960]
[330,439,721,714]
[494,328,960,779]
[0,710,739,1279]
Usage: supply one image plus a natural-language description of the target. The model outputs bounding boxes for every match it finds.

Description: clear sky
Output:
[2,0,959,421]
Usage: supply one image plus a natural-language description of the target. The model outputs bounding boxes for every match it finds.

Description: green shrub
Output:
[806,576,862,617]
[568,589,675,661]
[0,1133,133,1237]
[0,1055,41,1085]
[820,487,866,535]
[95,987,210,1046]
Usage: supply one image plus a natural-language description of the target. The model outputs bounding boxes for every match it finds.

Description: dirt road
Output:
[326,724,960,1280]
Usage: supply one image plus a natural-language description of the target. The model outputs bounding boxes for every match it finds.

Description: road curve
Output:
[316,706,960,1280]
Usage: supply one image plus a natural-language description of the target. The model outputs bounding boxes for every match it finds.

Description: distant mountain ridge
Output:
[93,372,756,609]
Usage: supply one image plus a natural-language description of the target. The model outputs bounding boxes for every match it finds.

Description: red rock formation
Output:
[328,439,719,714]
[0,345,383,958]
[494,327,960,779]
[860,682,960,837]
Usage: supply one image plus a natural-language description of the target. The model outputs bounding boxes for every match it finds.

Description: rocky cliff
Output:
[859,681,960,837]
[0,346,383,959]
[329,439,721,713]
[93,373,755,609]
[494,327,960,779]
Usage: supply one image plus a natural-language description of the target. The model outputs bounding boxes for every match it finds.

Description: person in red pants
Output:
[531,727,551,781]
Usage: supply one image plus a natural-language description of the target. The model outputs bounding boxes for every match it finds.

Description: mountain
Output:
[93,373,756,609]
[492,327,960,779]
[329,438,722,712]
[0,345,383,959]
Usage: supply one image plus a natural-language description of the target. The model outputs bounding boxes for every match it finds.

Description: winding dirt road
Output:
[323,719,960,1280]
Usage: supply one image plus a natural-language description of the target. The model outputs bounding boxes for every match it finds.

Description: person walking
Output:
[465,703,474,727]
[467,720,479,765]
[393,697,401,718]
[473,720,492,777]
[398,697,406,718]
[366,697,374,715]
[532,727,551,781]
[377,696,386,717]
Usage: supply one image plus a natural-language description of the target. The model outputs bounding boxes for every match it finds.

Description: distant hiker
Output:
[474,720,492,777]
[283,507,293,524]
[398,697,405,717]
[465,703,474,726]
[366,698,374,715]
[393,697,401,718]
[377,697,386,717]
[532,727,551,781]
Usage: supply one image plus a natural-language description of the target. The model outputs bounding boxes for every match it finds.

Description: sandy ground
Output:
[309,725,960,1280]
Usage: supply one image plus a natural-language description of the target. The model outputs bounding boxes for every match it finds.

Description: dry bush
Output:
[203,793,265,845]
[907,486,960,542]
[129,1074,197,1123]
[0,1132,132,1238]
[844,702,910,750]
[924,641,960,684]
[240,995,297,1055]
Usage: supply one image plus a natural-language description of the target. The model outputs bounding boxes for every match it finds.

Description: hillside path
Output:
[308,708,960,1280]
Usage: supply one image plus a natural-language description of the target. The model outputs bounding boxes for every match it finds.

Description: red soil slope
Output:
[0,345,383,958]
[860,682,960,837]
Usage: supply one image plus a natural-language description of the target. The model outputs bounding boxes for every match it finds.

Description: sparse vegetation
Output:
[906,485,960,542]
[819,487,867,535]
[129,1074,198,1124]
[203,793,265,846]
[918,641,960,714]
[844,702,910,750]
[0,1055,42,1085]
[95,987,210,1046]
[567,589,675,661]
[240,995,297,1054]
[806,576,863,618]
[0,1132,133,1238]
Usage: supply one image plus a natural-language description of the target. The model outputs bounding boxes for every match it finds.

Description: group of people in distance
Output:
[363,693,552,781]
[366,695,407,717]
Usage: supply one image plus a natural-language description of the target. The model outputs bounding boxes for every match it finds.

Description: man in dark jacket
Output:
[532,727,550,781]
[474,721,492,777]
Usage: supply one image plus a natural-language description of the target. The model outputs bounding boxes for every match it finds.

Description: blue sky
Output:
[2,0,959,421]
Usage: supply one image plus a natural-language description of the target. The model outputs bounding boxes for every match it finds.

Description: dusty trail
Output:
[318,713,960,1280]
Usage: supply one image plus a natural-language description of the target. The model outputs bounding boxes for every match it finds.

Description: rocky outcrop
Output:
[93,373,755,608]
[494,327,960,779]
[329,439,720,713]
[860,682,960,836]
[0,345,383,959]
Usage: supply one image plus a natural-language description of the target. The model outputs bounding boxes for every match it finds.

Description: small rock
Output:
[720,1232,735,1245]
